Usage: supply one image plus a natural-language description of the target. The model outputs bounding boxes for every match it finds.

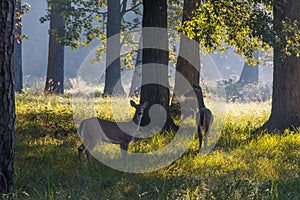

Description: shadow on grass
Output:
[13,126,300,200]
[16,110,77,139]
[12,97,300,199]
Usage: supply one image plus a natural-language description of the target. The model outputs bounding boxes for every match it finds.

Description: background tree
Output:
[45,0,65,94]
[140,0,177,131]
[13,0,23,93]
[129,38,142,97]
[0,0,16,193]
[42,0,142,96]
[103,0,125,96]
[238,51,259,84]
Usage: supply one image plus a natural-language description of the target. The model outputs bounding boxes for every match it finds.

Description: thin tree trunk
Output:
[140,0,178,131]
[103,0,125,96]
[45,0,65,94]
[0,0,16,193]
[13,0,22,93]
[129,37,142,97]
[262,0,300,131]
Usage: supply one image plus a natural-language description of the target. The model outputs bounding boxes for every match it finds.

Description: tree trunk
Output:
[262,0,300,131]
[0,0,16,193]
[238,51,259,85]
[140,0,177,131]
[45,0,65,94]
[13,0,22,93]
[172,0,204,110]
[103,0,125,96]
[129,37,142,97]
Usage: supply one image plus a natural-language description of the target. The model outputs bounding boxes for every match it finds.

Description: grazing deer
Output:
[173,85,214,151]
[78,100,148,163]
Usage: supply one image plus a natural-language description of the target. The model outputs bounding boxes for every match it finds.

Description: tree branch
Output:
[124,2,142,15]
[121,0,128,18]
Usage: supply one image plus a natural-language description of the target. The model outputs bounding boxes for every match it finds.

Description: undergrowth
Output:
[7,93,300,199]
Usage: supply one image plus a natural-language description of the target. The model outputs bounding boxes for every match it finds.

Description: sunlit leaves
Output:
[279,20,300,57]
[40,0,107,49]
[14,1,30,43]
[180,0,300,63]
[179,0,273,63]
[40,0,142,70]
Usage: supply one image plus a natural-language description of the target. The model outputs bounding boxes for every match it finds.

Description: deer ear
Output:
[130,100,137,108]
[142,101,148,109]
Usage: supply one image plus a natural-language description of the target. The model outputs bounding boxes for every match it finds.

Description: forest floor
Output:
[9,93,300,199]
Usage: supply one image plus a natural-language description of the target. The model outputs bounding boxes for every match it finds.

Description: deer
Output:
[196,107,213,151]
[172,85,214,152]
[78,100,148,164]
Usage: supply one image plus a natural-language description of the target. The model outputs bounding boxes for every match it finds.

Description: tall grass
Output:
[8,93,300,199]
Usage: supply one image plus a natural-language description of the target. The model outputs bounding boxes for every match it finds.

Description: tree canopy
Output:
[180,0,300,64]
[40,0,141,49]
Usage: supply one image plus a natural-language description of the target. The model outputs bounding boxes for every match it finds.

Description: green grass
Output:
[7,93,300,199]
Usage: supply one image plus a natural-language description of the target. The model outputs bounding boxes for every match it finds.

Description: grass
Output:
[6,93,300,199]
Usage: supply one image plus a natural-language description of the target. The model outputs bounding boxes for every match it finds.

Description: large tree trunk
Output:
[0,0,16,193]
[172,0,204,110]
[103,0,125,96]
[13,0,22,93]
[140,0,177,131]
[238,51,259,85]
[262,0,300,131]
[174,0,201,93]
[45,0,65,94]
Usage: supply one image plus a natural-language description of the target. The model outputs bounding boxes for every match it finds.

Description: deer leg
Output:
[198,124,203,153]
[204,123,210,150]
[204,111,213,150]
[120,143,129,160]
[86,148,92,165]
[78,144,86,163]
[204,127,209,150]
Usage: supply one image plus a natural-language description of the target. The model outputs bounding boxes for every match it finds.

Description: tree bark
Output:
[172,0,204,110]
[174,0,201,92]
[103,0,125,96]
[0,0,16,193]
[45,0,65,94]
[140,0,177,131]
[262,0,300,131]
[238,51,259,85]
[13,0,22,93]
[129,38,142,97]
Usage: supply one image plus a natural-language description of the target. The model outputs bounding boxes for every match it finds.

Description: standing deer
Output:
[192,85,214,151]
[173,85,213,151]
[78,100,148,163]
[196,107,213,150]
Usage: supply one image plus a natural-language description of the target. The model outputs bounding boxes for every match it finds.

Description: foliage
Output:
[40,0,142,70]
[40,0,107,49]
[180,0,300,64]
[40,0,141,47]
[215,79,272,102]
[15,0,31,42]
[8,93,300,199]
